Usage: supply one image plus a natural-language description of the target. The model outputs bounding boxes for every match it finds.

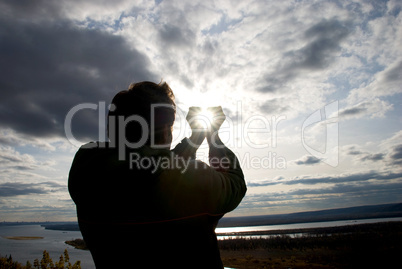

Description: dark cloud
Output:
[299,19,350,69]
[0,181,65,197]
[248,171,402,187]
[0,10,156,141]
[39,181,66,188]
[159,24,196,48]
[294,155,321,165]
[258,19,350,93]
[0,182,48,197]
[9,165,35,171]
[257,72,294,94]
[339,107,367,117]
[345,146,363,155]
[259,98,289,114]
[345,144,402,165]
[0,0,63,21]
[360,153,385,162]
[389,144,402,165]
[0,155,24,164]
[339,98,392,120]
[348,150,363,155]
[384,60,402,82]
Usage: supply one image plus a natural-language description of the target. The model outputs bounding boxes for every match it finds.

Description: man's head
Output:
[108,81,176,149]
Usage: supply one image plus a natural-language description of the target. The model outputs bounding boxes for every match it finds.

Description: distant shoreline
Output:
[3,236,44,240]
[217,220,402,236]
[1,202,401,232]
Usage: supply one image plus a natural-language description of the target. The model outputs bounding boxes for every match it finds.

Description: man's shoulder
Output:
[79,141,110,150]
[75,141,117,155]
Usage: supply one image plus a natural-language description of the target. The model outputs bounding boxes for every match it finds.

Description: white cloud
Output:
[114,0,358,120]
[63,0,152,22]
[0,0,153,24]
[380,130,402,148]
[1,0,402,219]
[293,155,322,166]
[0,129,57,151]
[339,98,393,120]
[0,145,37,171]
[348,60,402,104]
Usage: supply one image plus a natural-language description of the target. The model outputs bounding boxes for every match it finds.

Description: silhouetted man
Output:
[68,81,246,268]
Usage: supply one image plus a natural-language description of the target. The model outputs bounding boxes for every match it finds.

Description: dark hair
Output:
[107,81,176,145]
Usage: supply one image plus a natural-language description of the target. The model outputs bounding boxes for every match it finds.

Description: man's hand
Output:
[206,106,226,145]
[207,106,226,132]
[186,106,226,147]
[186,107,207,147]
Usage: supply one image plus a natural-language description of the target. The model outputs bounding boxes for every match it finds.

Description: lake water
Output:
[0,224,95,269]
[1,217,401,268]
[216,216,402,234]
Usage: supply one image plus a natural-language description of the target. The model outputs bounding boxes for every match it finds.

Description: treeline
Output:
[219,221,402,268]
[0,249,81,269]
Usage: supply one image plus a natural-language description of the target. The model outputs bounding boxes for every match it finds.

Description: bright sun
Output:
[196,108,215,129]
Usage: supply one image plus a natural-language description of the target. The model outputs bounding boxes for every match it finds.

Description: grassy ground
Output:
[218,221,402,269]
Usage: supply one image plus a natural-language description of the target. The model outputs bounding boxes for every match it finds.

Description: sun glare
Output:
[196,108,215,129]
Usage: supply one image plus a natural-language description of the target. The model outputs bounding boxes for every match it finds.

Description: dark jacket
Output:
[68,138,246,268]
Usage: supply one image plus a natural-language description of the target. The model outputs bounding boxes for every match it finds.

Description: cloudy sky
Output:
[0,0,401,221]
